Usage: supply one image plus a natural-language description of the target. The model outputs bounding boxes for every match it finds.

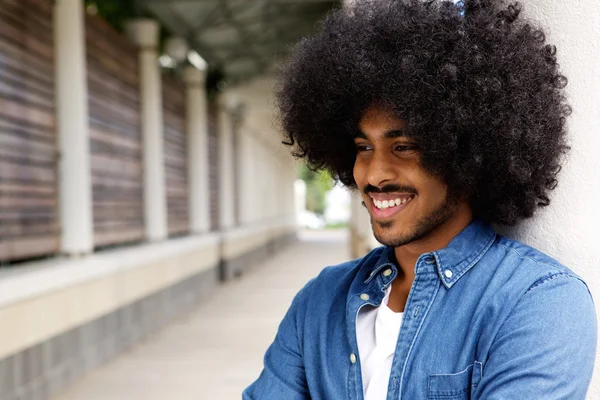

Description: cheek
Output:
[409,167,446,198]
[353,159,365,184]
[419,178,448,206]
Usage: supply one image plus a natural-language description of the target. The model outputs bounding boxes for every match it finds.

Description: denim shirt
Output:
[243,220,597,399]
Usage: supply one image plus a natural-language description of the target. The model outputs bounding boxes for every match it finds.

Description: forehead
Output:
[356,106,409,139]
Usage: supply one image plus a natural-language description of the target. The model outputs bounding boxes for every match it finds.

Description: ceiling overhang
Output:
[137,0,339,83]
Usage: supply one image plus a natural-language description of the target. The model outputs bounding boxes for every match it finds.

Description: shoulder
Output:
[296,246,385,304]
[475,237,597,398]
[494,235,583,283]
[491,235,589,293]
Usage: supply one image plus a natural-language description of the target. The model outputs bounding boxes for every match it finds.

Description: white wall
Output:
[348,0,600,394]
[222,76,297,229]
[507,1,600,396]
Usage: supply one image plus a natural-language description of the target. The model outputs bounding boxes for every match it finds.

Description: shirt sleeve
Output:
[475,273,597,399]
[242,279,314,400]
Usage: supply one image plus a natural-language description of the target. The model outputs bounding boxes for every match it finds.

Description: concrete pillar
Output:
[257,141,267,222]
[54,0,93,255]
[285,161,297,226]
[232,119,243,227]
[350,189,379,256]
[275,156,283,220]
[246,136,257,224]
[508,1,600,395]
[238,131,251,225]
[256,139,267,223]
[287,160,295,223]
[183,66,211,234]
[273,153,281,220]
[218,103,235,230]
[268,152,277,220]
[125,19,167,241]
[235,129,244,225]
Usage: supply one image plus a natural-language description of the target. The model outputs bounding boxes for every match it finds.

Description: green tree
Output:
[298,163,334,215]
[84,0,142,31]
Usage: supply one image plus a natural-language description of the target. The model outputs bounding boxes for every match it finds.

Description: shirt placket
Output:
[387,256,441,400]
[346,265,398,400]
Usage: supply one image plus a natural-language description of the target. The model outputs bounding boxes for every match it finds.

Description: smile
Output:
[369,194,415,219]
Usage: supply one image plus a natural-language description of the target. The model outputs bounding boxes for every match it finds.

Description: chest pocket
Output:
[428,361,483,399]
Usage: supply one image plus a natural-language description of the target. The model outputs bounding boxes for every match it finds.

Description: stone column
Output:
[255,139,267,223]
[252,137,264,224]
[237,129,250,225]
[218,103,235,230]
[285,160,297,227]
[267,151,277,220]
[350,190,379,256]
[125,19,167,241]
[54,0,93,255]
[273,156,281,221]
[183,66,211,234]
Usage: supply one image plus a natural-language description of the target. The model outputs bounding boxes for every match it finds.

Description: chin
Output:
[372,219,415,247]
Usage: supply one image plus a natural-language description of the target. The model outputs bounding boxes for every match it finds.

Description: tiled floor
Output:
[53,229,350,400]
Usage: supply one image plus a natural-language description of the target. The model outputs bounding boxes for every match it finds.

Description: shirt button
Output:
[360,293,370,301]
[444,269,453,279]
[350,353,357,363]
[383,269,392,277]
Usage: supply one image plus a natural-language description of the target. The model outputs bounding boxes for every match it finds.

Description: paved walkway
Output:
[53,229,350,400]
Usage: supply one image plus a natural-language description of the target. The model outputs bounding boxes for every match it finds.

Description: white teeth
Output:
[373,196,413,210]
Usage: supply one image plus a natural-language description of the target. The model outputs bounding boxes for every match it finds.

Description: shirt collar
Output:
[363,246,398,285]
[431,219,496,289]
[364,219,496,289]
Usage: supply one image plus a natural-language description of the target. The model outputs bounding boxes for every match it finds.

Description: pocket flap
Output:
[428,361,483,398]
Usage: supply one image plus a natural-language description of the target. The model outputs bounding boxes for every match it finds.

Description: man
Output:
[244,0,597,399]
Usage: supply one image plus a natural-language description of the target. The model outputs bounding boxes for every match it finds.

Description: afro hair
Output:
[276,0,571,226]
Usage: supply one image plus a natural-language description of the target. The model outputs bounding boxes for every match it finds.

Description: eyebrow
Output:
[352,129,408,140]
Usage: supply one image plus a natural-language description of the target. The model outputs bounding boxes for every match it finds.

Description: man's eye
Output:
[395,145,417,152]
[356,144,373,152]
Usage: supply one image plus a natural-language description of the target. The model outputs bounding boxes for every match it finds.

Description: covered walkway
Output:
[53,230,349,400]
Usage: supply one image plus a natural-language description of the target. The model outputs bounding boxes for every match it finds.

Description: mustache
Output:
[363,184,418,196]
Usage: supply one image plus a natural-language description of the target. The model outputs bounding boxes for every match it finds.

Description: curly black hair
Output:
[276,0,570,226]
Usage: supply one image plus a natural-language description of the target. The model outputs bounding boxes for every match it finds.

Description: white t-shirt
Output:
[356,284,403,399]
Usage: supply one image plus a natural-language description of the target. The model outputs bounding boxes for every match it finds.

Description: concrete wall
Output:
[505,1,600,397]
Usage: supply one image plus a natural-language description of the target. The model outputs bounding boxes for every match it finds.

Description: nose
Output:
[365,150,398,188]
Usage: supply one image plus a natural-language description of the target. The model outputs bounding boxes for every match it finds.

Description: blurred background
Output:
[0,0,599,399]
[0,0,369,398]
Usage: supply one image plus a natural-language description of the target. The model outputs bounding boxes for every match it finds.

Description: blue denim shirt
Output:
[244,220,597,399]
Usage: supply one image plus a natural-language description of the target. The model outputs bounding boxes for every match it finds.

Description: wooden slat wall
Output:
[0,0,59,262]
[86,14,145,248]
[208,102,220,231]
[162,74,189,236]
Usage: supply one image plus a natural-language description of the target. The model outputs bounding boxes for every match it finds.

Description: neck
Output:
[394,202,473,279]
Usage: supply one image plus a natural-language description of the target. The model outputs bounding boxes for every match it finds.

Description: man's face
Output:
[353,106,461,247]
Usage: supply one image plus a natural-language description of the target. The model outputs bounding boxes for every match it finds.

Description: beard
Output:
[371,193,460,248]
